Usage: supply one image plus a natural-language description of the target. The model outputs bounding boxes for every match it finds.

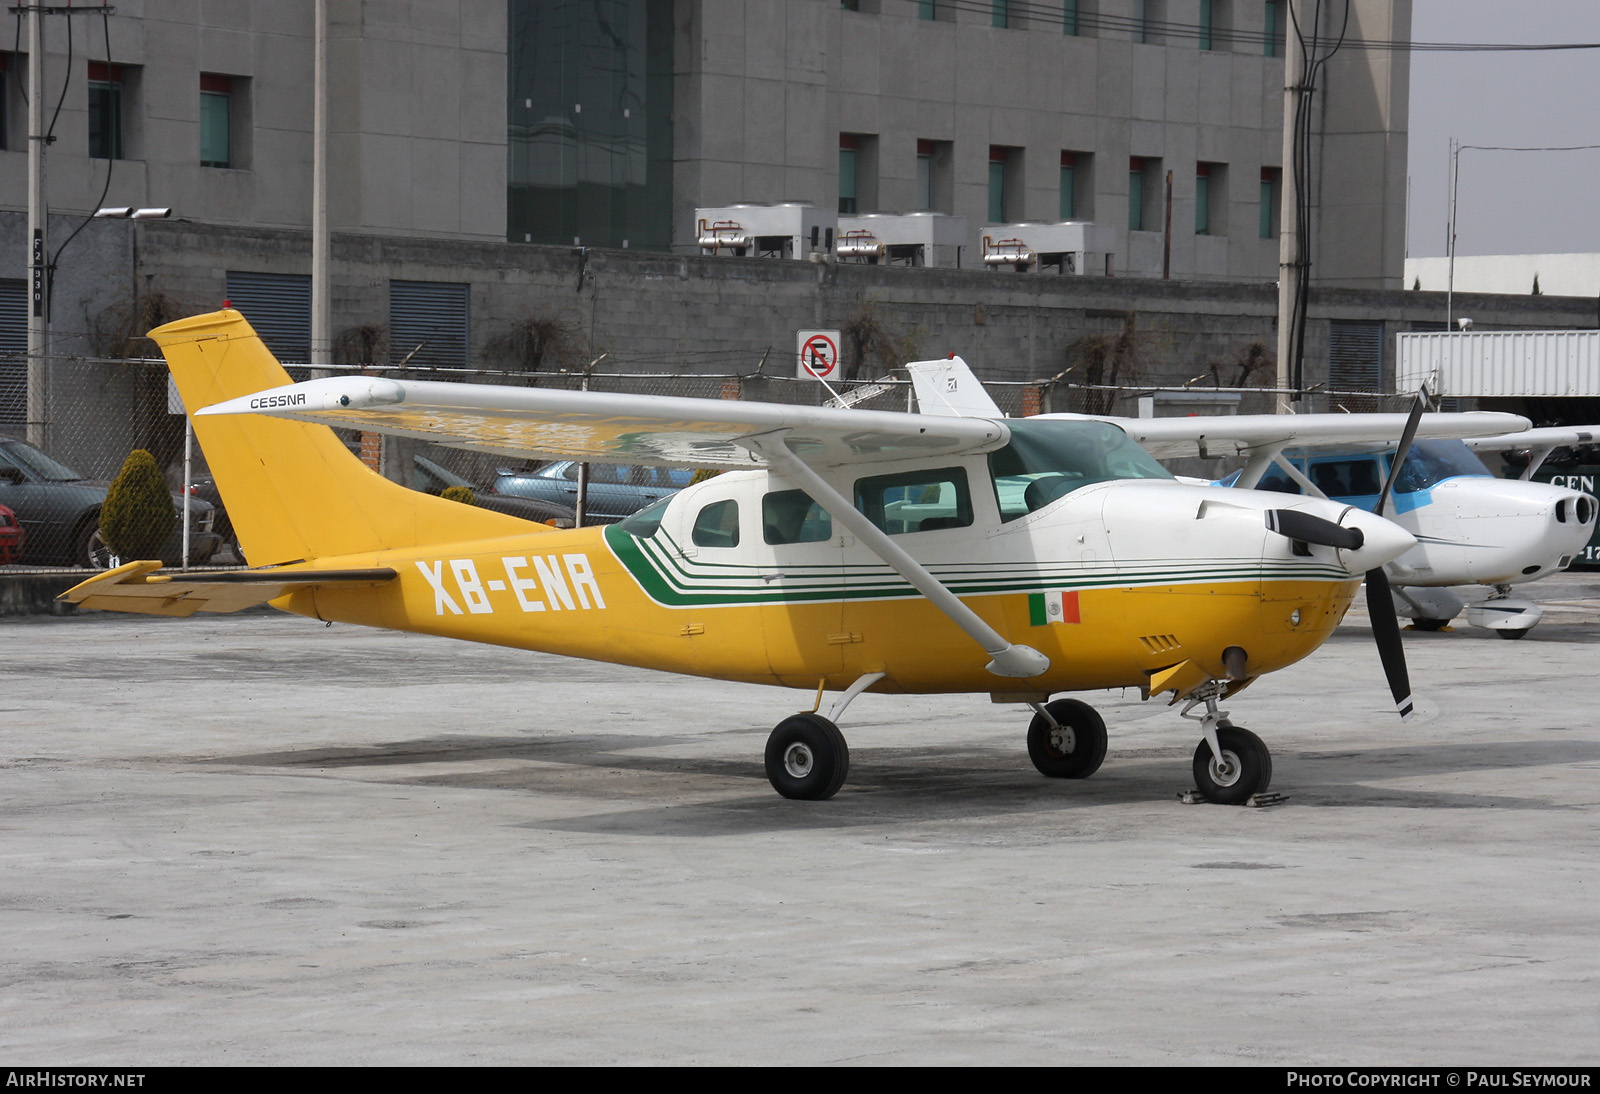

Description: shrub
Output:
[101,450,175,561]
[440,485,476,506]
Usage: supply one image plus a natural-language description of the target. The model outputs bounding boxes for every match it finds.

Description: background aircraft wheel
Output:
[764,713,849,801]
[1411,618,1450,632]
[1497,629,1529,640]
[1192,726,1273,805]
[1026,698,1108,779]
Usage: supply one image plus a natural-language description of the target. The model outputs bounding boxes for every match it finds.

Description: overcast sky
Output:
[1407,0,1600,257]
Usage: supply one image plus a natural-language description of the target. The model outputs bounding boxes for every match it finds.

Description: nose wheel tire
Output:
[1192,725,1273,805]
[1026,698,1108,779]
[765,713,850,801]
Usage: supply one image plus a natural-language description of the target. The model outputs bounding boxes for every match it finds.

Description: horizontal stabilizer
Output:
[60,560,397,617]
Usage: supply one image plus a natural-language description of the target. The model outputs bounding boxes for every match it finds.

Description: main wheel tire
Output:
[76,518,117,570]
[1026,698,1108,779]
[764,713,850,801]
[1497,628,1529,640]
[1411,618,1451,632]
[1192,725,1273,805]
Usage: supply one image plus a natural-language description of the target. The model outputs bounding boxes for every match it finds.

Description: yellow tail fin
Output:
[150,309,545,566]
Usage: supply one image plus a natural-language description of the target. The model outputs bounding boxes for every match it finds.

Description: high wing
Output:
[1462,425,1600,479]
[198,376,1010,468]
[1036,410,1533,460]
[62,560,398,617]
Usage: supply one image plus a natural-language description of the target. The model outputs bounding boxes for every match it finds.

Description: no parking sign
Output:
[796,329,841,381]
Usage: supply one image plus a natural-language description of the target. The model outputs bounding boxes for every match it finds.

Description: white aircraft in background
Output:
[907,358,1594,638]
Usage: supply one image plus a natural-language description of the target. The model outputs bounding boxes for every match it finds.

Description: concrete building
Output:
[0,0,1418,471]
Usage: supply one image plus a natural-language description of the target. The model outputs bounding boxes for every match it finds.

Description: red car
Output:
[0,502,24,564]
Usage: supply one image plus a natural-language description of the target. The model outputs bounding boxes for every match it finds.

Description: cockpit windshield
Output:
[1391,439,1492,493]
[989,419,1173,521]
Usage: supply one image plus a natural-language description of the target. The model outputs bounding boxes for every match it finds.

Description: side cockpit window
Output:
[691,499,740,548]
[763,490,832,544]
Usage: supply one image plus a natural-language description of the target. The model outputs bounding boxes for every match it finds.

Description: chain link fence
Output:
[0,349,1434,573]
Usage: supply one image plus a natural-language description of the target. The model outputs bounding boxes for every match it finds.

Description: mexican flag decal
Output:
[1028,589,1081,625]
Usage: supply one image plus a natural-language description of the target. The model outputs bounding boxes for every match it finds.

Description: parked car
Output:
[0,434,219,568]
[493,461,692,523]
[0,503,23,563]
[409,454,576,525]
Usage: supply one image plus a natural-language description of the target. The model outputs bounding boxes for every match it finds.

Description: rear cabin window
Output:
[691,499,740,548]
[763,489,832,544]
[854,467,972,535]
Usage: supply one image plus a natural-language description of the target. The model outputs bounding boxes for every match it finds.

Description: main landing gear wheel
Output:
[1411,618,1450,632]
[1497,629,1529,640]
[765,713,850,801]
[1192,725,1273,805]
[1026,698,1108,779]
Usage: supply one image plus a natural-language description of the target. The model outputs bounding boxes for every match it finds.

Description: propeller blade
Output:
[1266,508,1364,551]
[1373,391,1427,516]
[1364,566,1415,721]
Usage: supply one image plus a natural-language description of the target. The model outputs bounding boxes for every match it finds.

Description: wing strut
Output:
[740,431,1049,680]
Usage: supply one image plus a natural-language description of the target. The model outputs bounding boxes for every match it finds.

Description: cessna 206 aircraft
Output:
[909,359,1588,638]
[70,310,1446,804]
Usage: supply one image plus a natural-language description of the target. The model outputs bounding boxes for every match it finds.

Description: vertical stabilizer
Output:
[906,356,1004,418]
[150,309,544,566]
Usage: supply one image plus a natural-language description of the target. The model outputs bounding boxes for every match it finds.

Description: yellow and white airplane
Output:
[68,310,1447,804]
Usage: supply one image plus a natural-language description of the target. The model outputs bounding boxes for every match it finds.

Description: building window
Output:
[1129,157,1152,231]
[838,133,876,215]
[992,0,1009,29]
[1199,0,1213,49]
[88,62,124,160]
[918,0,937,18]
[1260,167,1280,238]
[1060,152,1077,219]
[1196,162,1226,235]
[1063,0,1078,35]
[200,74,232,167]
[917,139,952,213]
[989,146,1021,224]
[917,140,934,210]
[839,136,859,215]
[1264,0,1286,57]
[0,54,9,150]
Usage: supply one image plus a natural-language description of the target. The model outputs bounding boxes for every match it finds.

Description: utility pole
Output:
[25,3,47,448]
[311,0,331,377]
[1275,0,1306,414]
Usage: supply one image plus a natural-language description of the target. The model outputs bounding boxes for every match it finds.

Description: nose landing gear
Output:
[1182,686,1274,805]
